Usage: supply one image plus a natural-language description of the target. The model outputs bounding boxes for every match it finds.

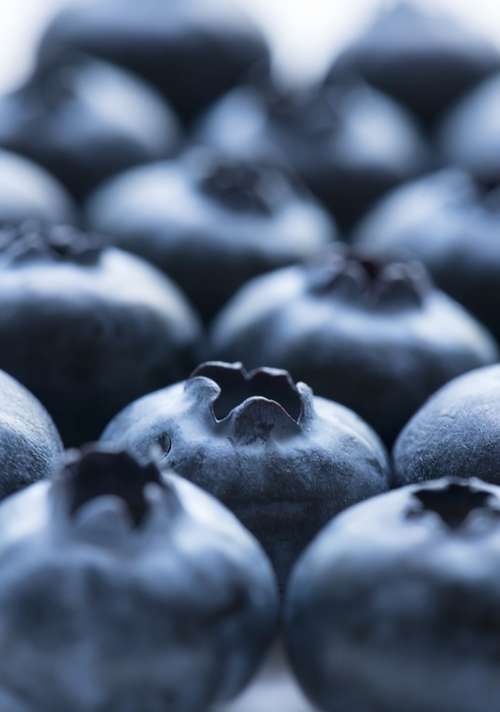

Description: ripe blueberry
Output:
[327,3,499,127]
[0,368,62,500]
[196,75,428,229]
[438,73,500,189]
[209,250,497,446]
[354,170,500,343]
[286,477,500,712]
[85,148,336,322]
[101,361,390,590]
[0,446,278,710]
[38,0,270,126]
[0,221,202,445]
[0,53,181,201]
[0,149,75,225]
[394,365,500,488]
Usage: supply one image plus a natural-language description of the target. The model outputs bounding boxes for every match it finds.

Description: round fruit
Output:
[85,148,336,322]
[101,361,390,590]
[438,74,500,189]
[0,446,278,711]
[0,53,181,201]
[354,170,500,343]
[37,0,270,125]
[0,221,202,446]
[196,75,428,229]
[0,149,75,224]
[394,365,500,488]
[286,477,500,712]
[0,368,62,500]
[209,250,498,446]
[327,3,499,127]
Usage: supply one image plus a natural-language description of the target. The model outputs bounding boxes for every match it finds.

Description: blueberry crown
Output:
[377,2,423,25]
[264,82,342,138]
[18,52,84,110]
[59,447,165,528]
[408,481,497,530]
[197,159,280,217]
[307,250,429,309]
[186,362,310,440]
[0,221,103,265]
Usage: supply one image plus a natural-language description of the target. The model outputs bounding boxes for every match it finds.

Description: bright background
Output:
[2,0,500,93]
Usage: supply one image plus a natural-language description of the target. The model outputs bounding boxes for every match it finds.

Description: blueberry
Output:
[0,446,278,710]
[285,477,500,712]
[394,365,500,488]
[0,368,62,500]
[209,251,497,447]
[37,0,270,126]
[196,75,428,229]
[354,170,500,343]
[0,53,181,201]
[326,3,500,128]
[0,221,202,446]
[101,361,390,590]
[85,148,336,323]
[438,74,500,189]
[0,149,75,225]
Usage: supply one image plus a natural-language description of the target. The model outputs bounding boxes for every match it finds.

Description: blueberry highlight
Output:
[394,365,500,488]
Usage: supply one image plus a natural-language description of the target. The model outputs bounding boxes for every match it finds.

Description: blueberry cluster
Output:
[0,1,499,709]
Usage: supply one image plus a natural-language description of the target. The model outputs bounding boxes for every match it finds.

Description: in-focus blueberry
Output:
[101,360,390,590]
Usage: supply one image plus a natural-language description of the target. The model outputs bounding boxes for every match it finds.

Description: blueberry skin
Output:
[209,252,498,447]
[354,170,500,342]
[0,223,202,447]
[0,54,181,202]
[0,150,75,224]
[327,3,500,128]
[101,361,390,591]
[85,149,336,323]
[393,365,500,488]
[37,0,270,126]
[196,77,428,230]
[285,477,500,712]
[0,447,278,711]
[438,74,500,188]
[0,369,62,500]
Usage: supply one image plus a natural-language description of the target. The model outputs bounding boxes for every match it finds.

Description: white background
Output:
[2,0,500,92]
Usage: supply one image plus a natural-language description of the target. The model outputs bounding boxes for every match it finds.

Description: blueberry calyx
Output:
[28,69,75,110]
[198,159,276,217]
[58,446,167,529]
[408,480,497,530]
[265,84,341,139]
[307,250,429,309]
[186,361,308,439]
[16,52,84,112]
[0,221,103,265]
